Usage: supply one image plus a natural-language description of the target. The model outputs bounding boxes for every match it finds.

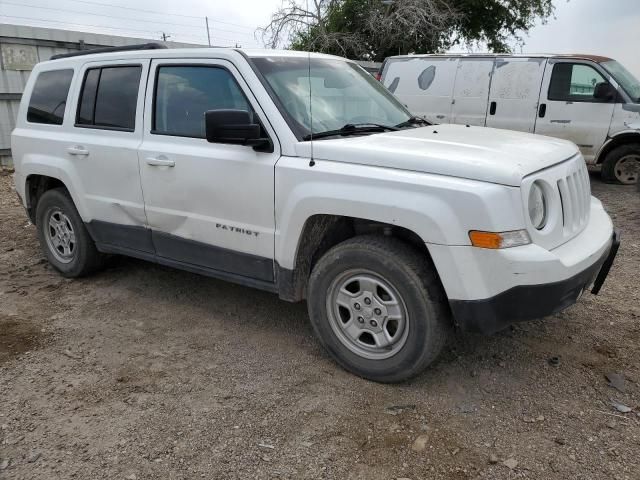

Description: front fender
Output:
[274,157,525,269]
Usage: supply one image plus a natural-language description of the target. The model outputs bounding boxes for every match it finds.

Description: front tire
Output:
[307,235,450,383]
[35,188,103,277]
[602,143,640,185]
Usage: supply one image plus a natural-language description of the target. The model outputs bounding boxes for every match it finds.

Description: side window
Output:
[27,69,74,125]
[76,66,142,130]
[548,63,608,102]
[153,65,252,138]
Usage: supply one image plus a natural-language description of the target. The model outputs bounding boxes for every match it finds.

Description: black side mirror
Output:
[593,82,616,101]
[204,109,270,149]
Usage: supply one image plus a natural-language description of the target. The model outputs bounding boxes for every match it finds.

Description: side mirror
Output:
[593,82,616,101]
[204,109,270,149]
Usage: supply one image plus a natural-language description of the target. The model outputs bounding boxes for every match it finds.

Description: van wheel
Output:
[307,235,450,383]
[602,143,640,184]
[35,188,104,277]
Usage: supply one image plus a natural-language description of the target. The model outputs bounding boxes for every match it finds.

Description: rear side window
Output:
[153,66,251,138]
[27,69,74,125]
[548,63,608,102]
[76,65,142,130]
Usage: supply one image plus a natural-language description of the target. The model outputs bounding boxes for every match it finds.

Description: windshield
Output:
[251,56,412,139]
[601,59,640,102]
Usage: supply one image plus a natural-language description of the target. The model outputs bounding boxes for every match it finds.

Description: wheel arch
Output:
[277,214,439,302]
[24,173,83,225]
[596,131,640,165]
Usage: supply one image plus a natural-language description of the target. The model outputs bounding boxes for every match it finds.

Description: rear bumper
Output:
[450,230,619,334]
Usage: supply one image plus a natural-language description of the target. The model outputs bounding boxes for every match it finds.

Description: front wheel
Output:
[602,143,640,185]
[307,235,450,383]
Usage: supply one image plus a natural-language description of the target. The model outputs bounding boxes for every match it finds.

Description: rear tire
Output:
[601,143,640,185]
[307,235,450,383]
[35,188,104,277]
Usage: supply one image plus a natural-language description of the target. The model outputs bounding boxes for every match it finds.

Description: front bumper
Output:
[449,230,620,334]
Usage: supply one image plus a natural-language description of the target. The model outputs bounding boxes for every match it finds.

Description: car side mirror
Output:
[593,82,616,101]
[204,109,270,149]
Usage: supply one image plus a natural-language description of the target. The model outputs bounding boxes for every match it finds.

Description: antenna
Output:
[306,0,315,167]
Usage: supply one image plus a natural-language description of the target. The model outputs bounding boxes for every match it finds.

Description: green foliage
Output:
[288,0,555,61]
[450,0,555,53]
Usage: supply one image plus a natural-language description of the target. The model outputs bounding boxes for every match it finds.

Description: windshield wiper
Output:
[395,116,432,128]
[303,123,398,141]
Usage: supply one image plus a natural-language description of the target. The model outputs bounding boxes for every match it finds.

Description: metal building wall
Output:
[0,24,202,167]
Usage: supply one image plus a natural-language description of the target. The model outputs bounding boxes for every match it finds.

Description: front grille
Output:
[557,161,590,235]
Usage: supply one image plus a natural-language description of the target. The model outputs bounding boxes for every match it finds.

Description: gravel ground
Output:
[0,170,639,480]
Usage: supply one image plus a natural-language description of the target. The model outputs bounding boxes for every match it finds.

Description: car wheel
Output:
[35,188,104,277]
[602,143,640,185]
[307,235,451,383]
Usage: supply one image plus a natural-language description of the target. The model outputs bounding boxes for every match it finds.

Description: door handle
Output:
[67,146,89,156]
[538,103,547,118]
[145,156,175,167]
[489,101,497,115]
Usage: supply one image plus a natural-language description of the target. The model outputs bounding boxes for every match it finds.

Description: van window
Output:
[76,66,142,130]
[153,66,251,138]
[548,63,608,102]
[27,69,74,125]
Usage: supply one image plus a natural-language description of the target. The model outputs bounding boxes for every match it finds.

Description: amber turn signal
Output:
[469,230,531,249]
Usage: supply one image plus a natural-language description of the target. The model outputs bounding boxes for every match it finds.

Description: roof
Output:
[387,53,614,63]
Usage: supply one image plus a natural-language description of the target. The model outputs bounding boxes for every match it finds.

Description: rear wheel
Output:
[35,188,104,277]
[602,143,640,185]
[307,235,450,383]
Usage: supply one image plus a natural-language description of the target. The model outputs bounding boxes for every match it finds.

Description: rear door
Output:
[65,59,152,252]
[534,60,616,162]
[485,57,547,133]
[450,57,494,126]
[382,56,458,123]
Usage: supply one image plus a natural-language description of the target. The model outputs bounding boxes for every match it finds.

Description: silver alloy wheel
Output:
[45,208,76,264]
[326,269,409,360]
[614,154,640,184]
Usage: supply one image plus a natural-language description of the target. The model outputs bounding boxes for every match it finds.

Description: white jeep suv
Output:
[11,45,619,382]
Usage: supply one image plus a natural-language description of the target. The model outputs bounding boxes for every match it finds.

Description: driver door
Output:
[534,61,615,162]
[138,59,280,282]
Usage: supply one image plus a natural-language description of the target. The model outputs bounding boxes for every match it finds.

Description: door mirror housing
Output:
[593,82,617,102]
[204,109,271,150]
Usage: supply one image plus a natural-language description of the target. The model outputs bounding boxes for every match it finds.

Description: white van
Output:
[380,54,640,184]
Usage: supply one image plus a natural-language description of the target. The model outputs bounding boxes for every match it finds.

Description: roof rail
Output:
[50,43,168,60]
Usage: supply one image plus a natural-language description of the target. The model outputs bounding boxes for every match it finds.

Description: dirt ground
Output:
[0,170,639,480]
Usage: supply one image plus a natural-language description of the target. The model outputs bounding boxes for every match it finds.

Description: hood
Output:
[295,124,579,186]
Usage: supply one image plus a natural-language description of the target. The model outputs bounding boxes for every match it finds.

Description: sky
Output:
[1,0,638,76]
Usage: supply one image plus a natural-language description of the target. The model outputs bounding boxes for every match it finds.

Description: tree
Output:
[258,0,556,61]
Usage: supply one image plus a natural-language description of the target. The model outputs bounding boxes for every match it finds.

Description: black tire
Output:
[601,143,640,185]
[307,235,451,383]
[35,188,104,277]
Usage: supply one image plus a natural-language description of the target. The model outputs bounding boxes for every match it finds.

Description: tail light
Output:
[375,71,382,81]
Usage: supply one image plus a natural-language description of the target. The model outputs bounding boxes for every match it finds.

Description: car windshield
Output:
[251,56,412,140]
[601,59,640,102]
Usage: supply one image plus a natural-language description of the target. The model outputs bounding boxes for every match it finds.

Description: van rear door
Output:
[485,57,547,133]
[381,57,458,123]
[450,57,493,127]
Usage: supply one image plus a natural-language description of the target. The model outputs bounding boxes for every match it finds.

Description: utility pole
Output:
[161,32,171,42]
[205,17,211,46]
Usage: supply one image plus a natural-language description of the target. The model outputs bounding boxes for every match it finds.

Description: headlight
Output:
[528,181,547,230]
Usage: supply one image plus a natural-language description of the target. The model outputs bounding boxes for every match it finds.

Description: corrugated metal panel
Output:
[0,99,21,153]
